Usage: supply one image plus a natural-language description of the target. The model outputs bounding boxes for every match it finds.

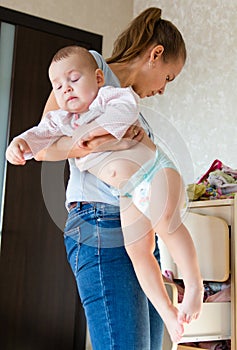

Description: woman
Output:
[41,7,202,350]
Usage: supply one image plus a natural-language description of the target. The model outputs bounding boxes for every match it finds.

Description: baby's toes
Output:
[177,310,186,324]
[171,324,184,343]
[178,311,194,324]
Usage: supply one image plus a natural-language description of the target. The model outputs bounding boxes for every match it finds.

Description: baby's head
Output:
[49,46,104,113]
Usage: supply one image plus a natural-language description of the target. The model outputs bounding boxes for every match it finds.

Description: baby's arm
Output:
[6,111,69,164]
[6,138,32,165]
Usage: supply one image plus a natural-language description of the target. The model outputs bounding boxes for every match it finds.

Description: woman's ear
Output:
[96,69,105,87]
[150,45,164,62]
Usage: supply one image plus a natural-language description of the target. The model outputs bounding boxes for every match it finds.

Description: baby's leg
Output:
[148,168,203,323]
[120,196,184,343]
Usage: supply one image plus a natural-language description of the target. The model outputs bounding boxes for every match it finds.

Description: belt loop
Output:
[68,202,77,211]
[68,201,90,212]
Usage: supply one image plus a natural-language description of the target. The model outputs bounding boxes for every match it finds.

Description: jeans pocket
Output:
[64,225,80,242]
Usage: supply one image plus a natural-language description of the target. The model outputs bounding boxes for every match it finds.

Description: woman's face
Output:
[132,54,184,99]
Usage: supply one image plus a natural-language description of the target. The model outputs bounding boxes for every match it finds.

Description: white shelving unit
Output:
[162,197,236,350]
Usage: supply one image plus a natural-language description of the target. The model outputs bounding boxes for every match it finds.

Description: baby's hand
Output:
[6,138,31,165]
[178,284,204,324]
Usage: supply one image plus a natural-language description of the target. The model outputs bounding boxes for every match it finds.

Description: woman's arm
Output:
[35,124,144,161]
[35,120,108,161]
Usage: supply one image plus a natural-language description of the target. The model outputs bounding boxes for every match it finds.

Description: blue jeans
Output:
[64,202,164,350]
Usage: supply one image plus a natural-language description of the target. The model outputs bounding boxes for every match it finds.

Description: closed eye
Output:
[55,84,62,90]
[71,73,80,83]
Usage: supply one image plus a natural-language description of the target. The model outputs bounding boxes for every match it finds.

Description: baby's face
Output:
[49,54,100,113]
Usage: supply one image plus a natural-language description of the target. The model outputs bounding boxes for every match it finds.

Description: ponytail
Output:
[107,7,186,64]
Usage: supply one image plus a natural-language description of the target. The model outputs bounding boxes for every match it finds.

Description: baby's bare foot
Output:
[163,305,184,343]
[178,285,204,324]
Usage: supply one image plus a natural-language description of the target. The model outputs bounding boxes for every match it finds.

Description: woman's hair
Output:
[51,45,98,70]
[106,7,186,64]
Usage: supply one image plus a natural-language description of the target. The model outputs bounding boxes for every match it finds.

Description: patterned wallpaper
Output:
[135,0,237,183]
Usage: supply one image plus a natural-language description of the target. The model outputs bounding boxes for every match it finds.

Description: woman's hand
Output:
[82,125,145,153]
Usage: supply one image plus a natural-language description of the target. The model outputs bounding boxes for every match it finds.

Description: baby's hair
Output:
[51,45,98,71]
[107,7,186,64]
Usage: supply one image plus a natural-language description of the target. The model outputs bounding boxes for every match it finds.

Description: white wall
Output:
[135,0,237,182]
[0,0,133,57]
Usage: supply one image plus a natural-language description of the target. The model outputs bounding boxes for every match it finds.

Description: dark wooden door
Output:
[0,23,100,350]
